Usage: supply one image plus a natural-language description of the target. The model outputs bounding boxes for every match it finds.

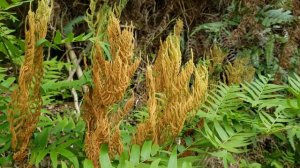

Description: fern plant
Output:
[30,114,86,168]
[239,75,286,108]
[197,83,242,121]
[98,141,196,168]
[0,66,15,166]
[192,74,300,167]
[0,0,32,65]
[259,7,294,27]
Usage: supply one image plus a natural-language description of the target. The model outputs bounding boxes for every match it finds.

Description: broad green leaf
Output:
[34,127,50,150]
[182,162,192,168]
[167,147,177,168]
[141,141,152,161]
[1,77,15,88]
[61,161,68,168]
[150,158,161,168]
[36,38,49,47]
[65,33,74,43]
[53,31,62,44]
[50,151,58,168]
[59,149,79,168]
[118,151,130,168]
[99,144,113,168]
[151,143,160,156]
[83,159,94,168]
[191,22,225,35]
[214,121,229,141]
[124,160,135,168]
[35,150,48,166]
[4,0,32,10]
[130,144,140,165]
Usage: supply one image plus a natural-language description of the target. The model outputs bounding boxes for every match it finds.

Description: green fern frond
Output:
[63,16,86,35]
[202,121,254,153]
[197,83,242,121]
[0,67,15,93]
[0,66,6,80]
[86,0,111,38]
[287,126,300,151]
[0,23,16,41]
[288,73,300,96]
[43,57,66,82]
[261,8,294,27]
[239,75,286,108]
[257,108,293,134]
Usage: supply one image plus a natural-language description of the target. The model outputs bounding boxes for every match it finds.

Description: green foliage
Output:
[0,67,14,166]
[63,16,86,35]
[1,0,300,167]
[41,57,91,105]
[202,121,254,153]
[0,0,30,64]
[259,7,294,27]
[193,74,300,167]
[98,141,195,168]
[30,113,85,168]
[197,83,242,121]
[191,22,226,36]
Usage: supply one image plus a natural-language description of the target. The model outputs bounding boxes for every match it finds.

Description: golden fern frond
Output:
[7,0,52,166]
[133,20,208,145]
[224,57,255,84]
[83,13,140,167]
[132,66,158,145]
[206,45,227,75]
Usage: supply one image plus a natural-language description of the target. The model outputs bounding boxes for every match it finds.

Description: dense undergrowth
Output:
[0,0,300,168]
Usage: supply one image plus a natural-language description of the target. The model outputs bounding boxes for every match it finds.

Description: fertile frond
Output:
[224,57,255,84]
[83,13,140,167]
[133,20,208,145]
[7,0,52,165]
[206,45,227,75]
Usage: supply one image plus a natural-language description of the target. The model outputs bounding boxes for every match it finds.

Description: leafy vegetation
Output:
[0,0,299,167]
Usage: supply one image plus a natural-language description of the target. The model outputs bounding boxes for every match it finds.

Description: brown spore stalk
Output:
[7,0,52,166]
[133,20,208,145]
[83,13,140,167]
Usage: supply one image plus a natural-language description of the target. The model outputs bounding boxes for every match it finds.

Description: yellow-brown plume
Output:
[7,0,52,166]
[83,13,140,167]
[133,20,208,145]
[224,57,255,84]
[206,45,227,75]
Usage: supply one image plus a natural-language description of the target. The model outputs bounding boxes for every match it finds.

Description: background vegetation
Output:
[0,0,299,167]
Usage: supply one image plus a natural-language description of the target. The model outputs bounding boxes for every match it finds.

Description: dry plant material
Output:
[206,45,227,75]
[204,45,227,86]
[7,0,52,166]
[224,57,255,84]
[83,13,140,167]
[133,20,208,145]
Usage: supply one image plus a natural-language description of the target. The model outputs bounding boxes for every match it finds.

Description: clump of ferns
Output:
[132,20,208,145]
[82,11,140,167]
[204,45,255,85]
[7,0,52,166]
